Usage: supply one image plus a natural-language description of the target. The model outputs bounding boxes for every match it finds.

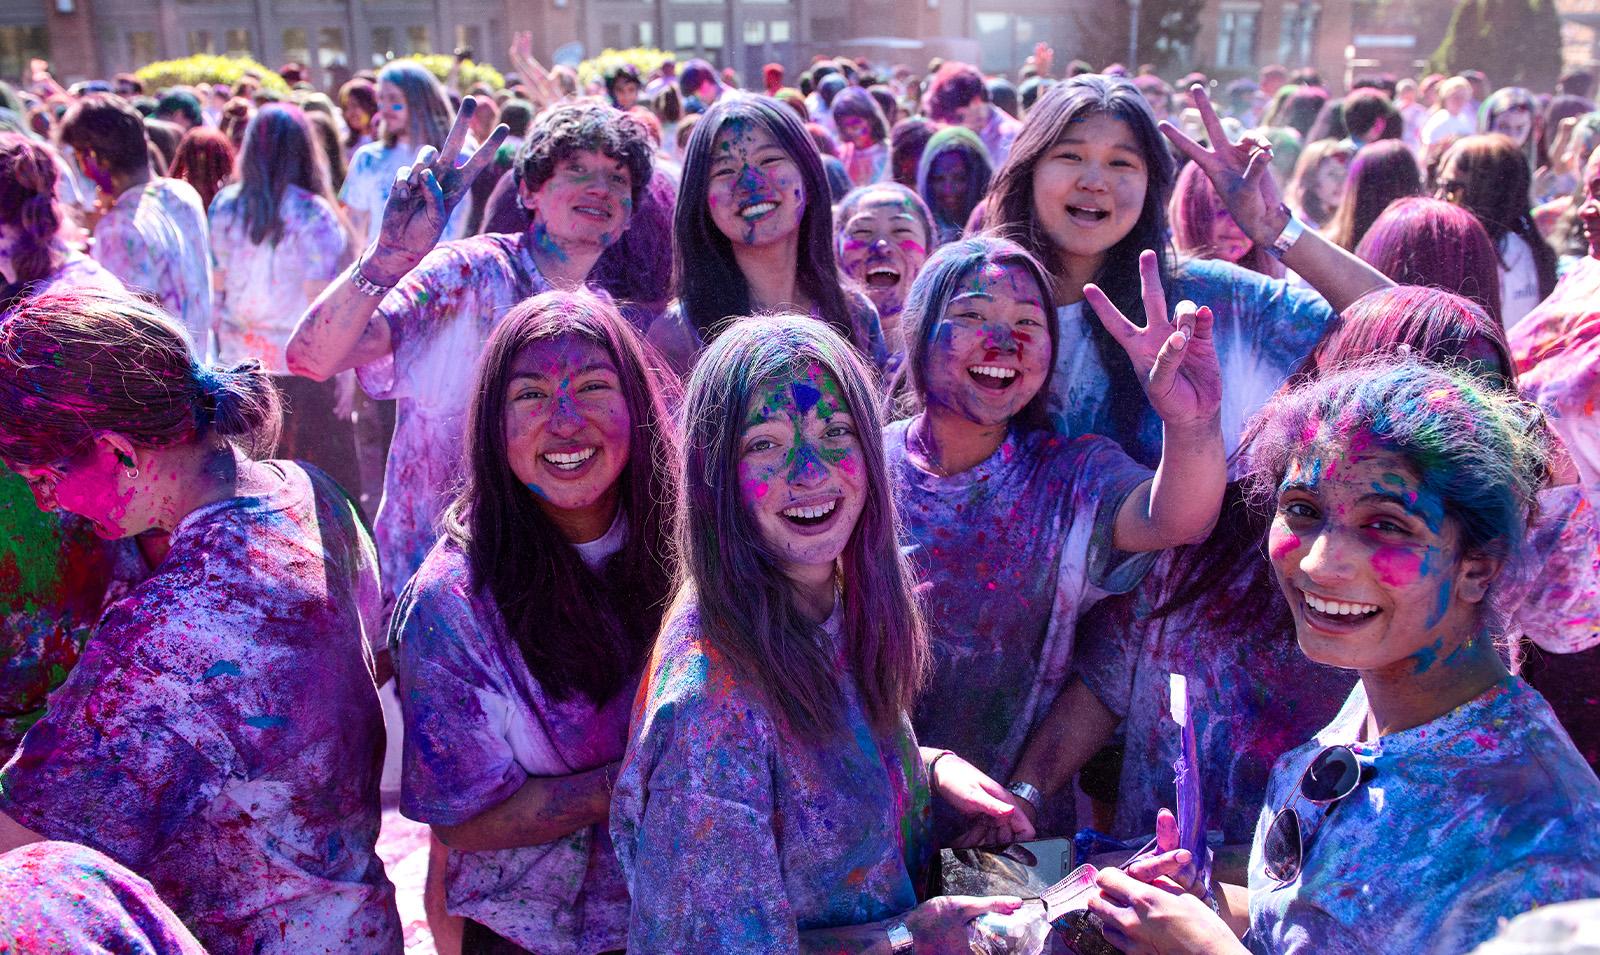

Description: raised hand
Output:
[1160,84,1284,246]
[1084,250,1222,430]
[367,97,508,283]
[1033,42,1055,78]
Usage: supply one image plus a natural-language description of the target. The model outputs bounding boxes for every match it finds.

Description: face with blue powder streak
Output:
[923,261,1052,426]
[705,118,808,248]
[503,335,632,539]
[519,149,636,261]
[1267,436,1501,677]
[737,362,866,576]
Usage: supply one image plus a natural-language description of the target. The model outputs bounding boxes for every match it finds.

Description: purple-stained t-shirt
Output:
[0,461,402,953]
[0,841,206,954]
[611,600,934,953]
[1051,258,1334,466]
[1076,548,1355,846]
[884,420,1153,836]
[3,252,126,319]
[211,182,352,373]
[356,232,550,602]
[1246,677,1600,955]
[978,107,1022,168]
[392,534,635,953]
[91,178,213,358]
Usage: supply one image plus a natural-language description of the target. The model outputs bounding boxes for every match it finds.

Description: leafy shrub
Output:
[578,48,673,91]
[134,55,291,94]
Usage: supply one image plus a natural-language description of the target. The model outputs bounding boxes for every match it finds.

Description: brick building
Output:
[4,0,1420,94]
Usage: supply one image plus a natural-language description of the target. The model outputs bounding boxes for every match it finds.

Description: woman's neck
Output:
[908,403,1007,477]
[732,236,806,312]
[542,483,621,545]
[527,220,606,289]
[1357,627,1510,740]
[1051,250,1106,306]
[785,561,837,624]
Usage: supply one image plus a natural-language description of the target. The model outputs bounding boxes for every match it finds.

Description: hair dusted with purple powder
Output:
[443,288,681,703]
[0,288,281,466]
[0,133,65,285]
[1355,197,1502,323]
[675,315,926,736]
[1245,360,1549,574]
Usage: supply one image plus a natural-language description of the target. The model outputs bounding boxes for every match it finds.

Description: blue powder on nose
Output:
[790,382,821,415]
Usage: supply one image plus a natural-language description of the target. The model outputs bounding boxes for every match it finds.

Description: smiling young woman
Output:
[1085,360,1600,955]
[833,182,935,365]
[612,316,1033,953]
[390,289,679,953]
[645,95,885,377]
[986,75,1392,464]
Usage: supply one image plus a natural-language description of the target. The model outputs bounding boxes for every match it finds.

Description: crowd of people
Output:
[1,40,1599,955]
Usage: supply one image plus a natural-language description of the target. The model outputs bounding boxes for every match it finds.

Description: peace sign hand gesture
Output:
[1160,84,1285,247]
[367,96,509,284]
[1084,250,1223,430]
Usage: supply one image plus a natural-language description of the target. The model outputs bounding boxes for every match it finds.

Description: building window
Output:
[225,28,251,57]
[129,31,158,65]
[371,27,395,65]
[973,12,1068,73]
[637,22,654,46]
[454,24,483,56]
[282,28,309,65]
[1278,2,1319,67]
[673,21,696,49]
[318,27,346,69]
[770,20,791,42]
[187,30,214,55]
[744,20,766,43]
[0,27,47,83]
[701,21,724,48]
[1216,6,1260,69]
[407,25,431,55]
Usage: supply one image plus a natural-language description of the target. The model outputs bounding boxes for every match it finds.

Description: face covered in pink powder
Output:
[1268,438,1500,676]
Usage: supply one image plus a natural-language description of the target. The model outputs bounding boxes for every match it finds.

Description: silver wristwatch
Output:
[885,919,914,953]
[1265,204,1307,260]
[349,256,397,297]
[1007,780,1043,816]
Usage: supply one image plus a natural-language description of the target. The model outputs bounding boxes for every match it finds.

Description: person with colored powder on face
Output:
[834,183,935,368]
[391,290,680,953]
[645,95,887,377]
[926,63,1022,168]
[341,61,475,246]
[1085,360,1600,955]
[986,75,1393,465]
[1066,286,1600,885]
[916,126,993,248]
[886,236,1226,841]
[612,316,1033,953]
[55,93,213,359]
[287,100,653,619]
[831,87,892,188]
[0,288,402,952]
[0,134,125,762]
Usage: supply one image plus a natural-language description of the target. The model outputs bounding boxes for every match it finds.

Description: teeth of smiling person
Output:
[968,365,1018,380]
[782,499,838,520]
[740,201,778,219]
[1305,593,1380,616]
[867,268,900,280]
[543,448,596,469]
[574,205,608,217]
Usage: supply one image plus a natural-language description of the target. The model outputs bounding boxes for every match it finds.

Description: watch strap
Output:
[1266,204,1307,260]
[885,919,914,953]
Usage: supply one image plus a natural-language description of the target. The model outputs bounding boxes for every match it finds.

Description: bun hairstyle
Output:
[0,288,282,467]
[0,133,65,285]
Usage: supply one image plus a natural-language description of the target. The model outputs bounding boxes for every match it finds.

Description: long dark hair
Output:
[674,95,856,349]
[983,74,1177,447]
[442,290,681,703]
[1324,139,1421,252]
[234,103,336,245]
[676,315,926,736]
[1441,134,1558,303]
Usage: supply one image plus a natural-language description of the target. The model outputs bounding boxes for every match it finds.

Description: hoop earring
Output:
[125,467,139,480]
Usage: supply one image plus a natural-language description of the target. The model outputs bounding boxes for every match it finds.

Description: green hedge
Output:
[134,55,291,94]
[578,48,673,91]
[405,54,505,91]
